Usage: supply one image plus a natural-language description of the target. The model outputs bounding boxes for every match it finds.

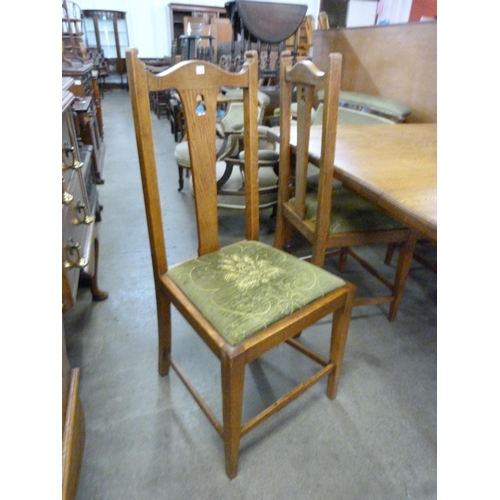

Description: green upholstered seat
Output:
[338,91,411,122]
[274,100,398,125]
[316,90,411,122]
[167,240,346,346]
[337,106,396,125]
[313,103,396,126]
[292,189,405,234]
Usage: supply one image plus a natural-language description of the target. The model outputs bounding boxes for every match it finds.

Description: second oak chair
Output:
[274,53,416,322]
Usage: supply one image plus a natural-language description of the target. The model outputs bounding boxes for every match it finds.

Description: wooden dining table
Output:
[287,123,437,243]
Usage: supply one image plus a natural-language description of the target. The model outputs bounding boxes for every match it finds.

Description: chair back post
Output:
[241,51,260,241]
[290,61,319,219]
[127,47,169,278]
[314,53,342,265]
[274,53,294,249]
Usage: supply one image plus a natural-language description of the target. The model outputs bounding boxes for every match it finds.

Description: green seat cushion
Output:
[166,240,346,346]
[312,104,395,126]
[317,90,411,122]
[337,107,395,125]
[293,189,405,234]
[338,91,411,122]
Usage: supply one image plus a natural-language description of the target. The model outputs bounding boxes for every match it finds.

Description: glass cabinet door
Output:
[82,10,129,82]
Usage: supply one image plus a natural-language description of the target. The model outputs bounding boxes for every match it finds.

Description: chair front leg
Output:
[221,352,245,479]
[338,247,349,272]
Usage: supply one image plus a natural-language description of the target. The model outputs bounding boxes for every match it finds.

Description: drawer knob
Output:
[62,143,83,171]
[62,177,73,205]
[64,238,88,269]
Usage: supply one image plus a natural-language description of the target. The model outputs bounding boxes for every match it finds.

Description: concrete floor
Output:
[63,88,437,500]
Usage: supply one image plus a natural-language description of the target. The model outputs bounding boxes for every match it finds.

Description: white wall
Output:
[376,0,412,25]
[346,1,378,27]
[345,0,413,28]
[78,0,321,58]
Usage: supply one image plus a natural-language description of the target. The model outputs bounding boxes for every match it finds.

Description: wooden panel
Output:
[312,22,436,123]
[62,368,86,500]
[211,17,233,43]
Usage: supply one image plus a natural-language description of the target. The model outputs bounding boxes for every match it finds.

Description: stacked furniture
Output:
[62,77,107,500]
[62,7,109,499]
[222,0,307,85]
[62,1,106,185]
[62,77,108,309]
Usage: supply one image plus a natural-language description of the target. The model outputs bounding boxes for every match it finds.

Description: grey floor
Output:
[63,88,437,500]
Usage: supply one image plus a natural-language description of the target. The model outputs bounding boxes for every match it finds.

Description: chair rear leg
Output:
[157,289,172,376]
[221,353,245,479]
[385,242,397,265]
[338,247,349,272]
[388,230,418,322]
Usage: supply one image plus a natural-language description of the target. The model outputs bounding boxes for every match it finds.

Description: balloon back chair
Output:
[126,48,356,479]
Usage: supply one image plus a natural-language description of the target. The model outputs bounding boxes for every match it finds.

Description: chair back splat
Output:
[127,47,356,479]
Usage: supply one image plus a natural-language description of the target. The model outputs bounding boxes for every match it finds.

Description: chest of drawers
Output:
[62,78,107,311]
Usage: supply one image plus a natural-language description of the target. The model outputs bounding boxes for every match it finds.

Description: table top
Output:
[289,123,437,243]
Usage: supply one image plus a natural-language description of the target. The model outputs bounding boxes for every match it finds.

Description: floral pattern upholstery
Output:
[294,189,406,234]
[167,240,345,346]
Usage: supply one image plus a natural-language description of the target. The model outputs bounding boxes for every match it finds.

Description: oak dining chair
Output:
[274,53,417,321]
[127,48,356,479]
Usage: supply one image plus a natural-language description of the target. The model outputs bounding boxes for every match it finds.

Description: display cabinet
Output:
[82,10,129,86]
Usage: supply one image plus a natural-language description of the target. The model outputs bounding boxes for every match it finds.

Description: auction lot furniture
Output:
[276,120,436,319]
[274,54,414,322]
[127,47,356,479]
[299,124,437,243]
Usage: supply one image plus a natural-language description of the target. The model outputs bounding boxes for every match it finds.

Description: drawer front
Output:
[62,141,96,306]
